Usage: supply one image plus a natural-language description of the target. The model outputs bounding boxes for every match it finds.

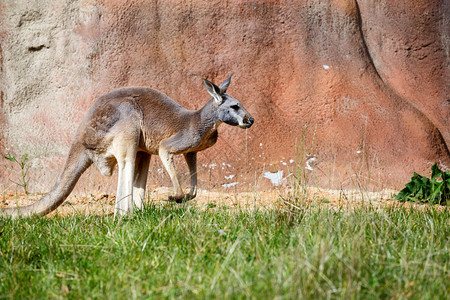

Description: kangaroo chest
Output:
[190,130,218,152]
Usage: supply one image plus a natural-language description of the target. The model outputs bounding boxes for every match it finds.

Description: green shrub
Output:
[395,163,450,205]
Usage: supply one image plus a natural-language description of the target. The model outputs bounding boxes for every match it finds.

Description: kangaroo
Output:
[0,74,254,218]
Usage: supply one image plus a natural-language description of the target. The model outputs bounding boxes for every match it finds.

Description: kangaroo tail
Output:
[0,144,92,218]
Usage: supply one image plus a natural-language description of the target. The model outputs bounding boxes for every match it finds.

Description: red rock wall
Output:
[0,0,448,192]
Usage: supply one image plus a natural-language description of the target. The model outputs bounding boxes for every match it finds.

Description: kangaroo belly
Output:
[156,129,218,155]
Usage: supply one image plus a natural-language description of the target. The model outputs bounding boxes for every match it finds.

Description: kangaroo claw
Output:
[168,194,195,203]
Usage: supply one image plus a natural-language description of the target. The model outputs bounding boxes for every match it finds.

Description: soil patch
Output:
[1,186,443,217]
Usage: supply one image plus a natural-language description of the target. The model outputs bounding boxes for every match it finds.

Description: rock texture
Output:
[0,0,449,193]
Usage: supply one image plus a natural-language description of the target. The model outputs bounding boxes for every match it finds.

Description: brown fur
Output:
[0,75,254,218]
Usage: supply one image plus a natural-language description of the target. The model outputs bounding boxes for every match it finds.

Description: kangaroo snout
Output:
[240,114,254,129]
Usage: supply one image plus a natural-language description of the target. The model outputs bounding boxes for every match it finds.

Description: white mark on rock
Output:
[263,171,283,186]
[225,174,235,180]
[222,182,238,188]
[305,157,317,171]
[323,65,330,70]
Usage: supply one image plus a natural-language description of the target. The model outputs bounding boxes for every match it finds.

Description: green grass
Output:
[0,203,449,299]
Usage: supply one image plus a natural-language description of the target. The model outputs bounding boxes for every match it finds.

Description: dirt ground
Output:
[1,185,442,217]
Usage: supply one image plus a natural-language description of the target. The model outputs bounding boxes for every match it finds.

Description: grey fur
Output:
[0,75,254,218]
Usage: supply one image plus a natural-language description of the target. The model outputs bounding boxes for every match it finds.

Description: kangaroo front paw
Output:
[168,193,196,203]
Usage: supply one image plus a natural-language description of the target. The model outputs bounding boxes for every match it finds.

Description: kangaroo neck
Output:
[197,98,222,133]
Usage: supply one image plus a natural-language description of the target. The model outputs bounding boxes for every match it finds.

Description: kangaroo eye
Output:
[230,105,240,110]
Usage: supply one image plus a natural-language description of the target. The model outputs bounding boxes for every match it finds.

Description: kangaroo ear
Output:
[203,78,223,104]
[219,73,233,94]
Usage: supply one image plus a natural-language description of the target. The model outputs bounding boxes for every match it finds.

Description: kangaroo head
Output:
[202,75,254,129]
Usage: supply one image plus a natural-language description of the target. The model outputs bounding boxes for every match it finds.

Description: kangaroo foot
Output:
[168,194,196,203]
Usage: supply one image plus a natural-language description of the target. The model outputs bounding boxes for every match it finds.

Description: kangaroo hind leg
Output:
[133,152,151,210]
[111,128,140,216]
[114,151,136,216]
